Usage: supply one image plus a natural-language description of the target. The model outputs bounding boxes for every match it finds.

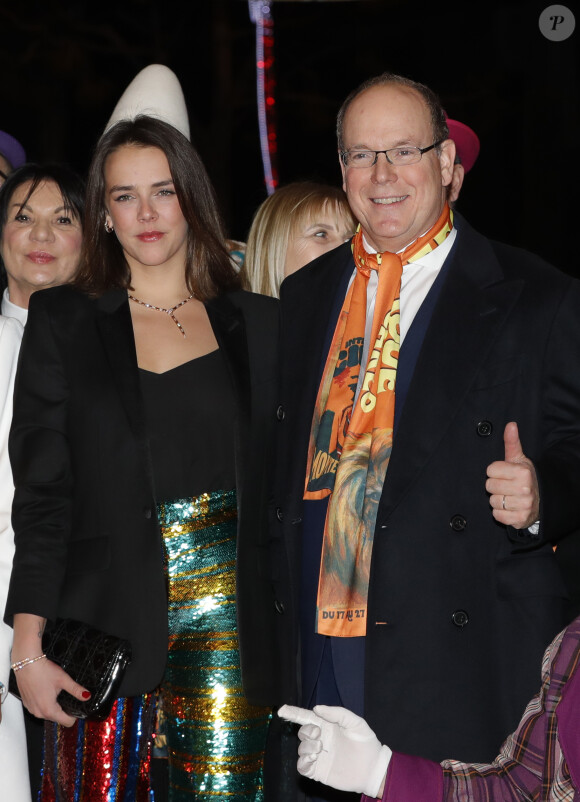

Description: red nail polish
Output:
[82,691,91,699]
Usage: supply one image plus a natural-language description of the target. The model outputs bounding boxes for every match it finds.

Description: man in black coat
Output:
[270,72,580,787]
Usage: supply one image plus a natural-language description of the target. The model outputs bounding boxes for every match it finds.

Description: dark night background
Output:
[1,0,578,271]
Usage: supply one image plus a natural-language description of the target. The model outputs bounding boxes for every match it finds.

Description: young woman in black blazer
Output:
[6,116,279,801]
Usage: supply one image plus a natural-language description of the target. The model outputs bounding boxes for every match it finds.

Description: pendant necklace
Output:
[128,293,194,338]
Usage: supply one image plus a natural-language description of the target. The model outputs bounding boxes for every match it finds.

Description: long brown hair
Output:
[74,116,240,299]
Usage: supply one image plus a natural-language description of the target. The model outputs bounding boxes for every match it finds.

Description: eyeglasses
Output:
[341,140,444,168]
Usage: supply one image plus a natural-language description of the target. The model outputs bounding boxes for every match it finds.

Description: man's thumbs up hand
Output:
[486,422,540,529]
[503,420,526,463]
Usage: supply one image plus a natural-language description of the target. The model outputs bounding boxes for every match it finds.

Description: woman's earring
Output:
[104,219,114,234]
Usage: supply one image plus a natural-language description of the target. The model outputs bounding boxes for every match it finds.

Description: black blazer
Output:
[272,214,580,762]
[5,285,280,706]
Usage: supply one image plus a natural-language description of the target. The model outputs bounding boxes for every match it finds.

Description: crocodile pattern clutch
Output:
[9,618,132,721]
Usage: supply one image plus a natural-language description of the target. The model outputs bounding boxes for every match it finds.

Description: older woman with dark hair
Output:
[0,161,84,800]
[0,163,85,324]
[5,114,279,801]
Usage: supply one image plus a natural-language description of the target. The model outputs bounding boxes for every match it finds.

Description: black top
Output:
[140,349,236,501]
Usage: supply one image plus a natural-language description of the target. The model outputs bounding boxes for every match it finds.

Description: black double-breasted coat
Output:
[271,214,580,763]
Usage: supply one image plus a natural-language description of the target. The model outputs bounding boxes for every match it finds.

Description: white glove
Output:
[279,703,391,798]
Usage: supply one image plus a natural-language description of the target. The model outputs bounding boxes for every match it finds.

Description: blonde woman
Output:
[242,182,356,298]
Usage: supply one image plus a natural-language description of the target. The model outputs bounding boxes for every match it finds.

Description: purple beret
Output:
[0,130,26,170]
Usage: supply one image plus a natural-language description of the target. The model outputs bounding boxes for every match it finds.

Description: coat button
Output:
[276,405,285,421]
[143,507,152,519]
[450,514,467,532]
[276,507,284,522]
[451,610,469,628]
[274,599,285,614]
[476,420,493,437]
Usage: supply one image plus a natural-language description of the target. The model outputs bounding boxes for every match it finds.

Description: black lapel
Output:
[280,243,355,450]
[205,293,250,508]
[380,221,524,519]
[278,245,355,500]
[95,289,155,494]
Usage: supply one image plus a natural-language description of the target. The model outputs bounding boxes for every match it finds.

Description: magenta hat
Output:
[0,130,26,170]
[445,116,480,173]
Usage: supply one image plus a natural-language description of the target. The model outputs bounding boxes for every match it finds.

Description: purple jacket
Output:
[364,615,580,802]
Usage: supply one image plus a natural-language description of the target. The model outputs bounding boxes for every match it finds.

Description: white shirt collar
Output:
[1,288,28,325]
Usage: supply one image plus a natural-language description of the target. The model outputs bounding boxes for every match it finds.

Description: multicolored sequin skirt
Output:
[41,694,155,801]
[157,489,271,801]
[39,489,271,801]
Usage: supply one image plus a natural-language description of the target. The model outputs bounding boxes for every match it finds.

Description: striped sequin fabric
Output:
[41,694,155,801]
[157,489,271,801]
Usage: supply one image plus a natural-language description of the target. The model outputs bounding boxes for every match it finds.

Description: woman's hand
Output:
[279,703,391,799]
[12,613,90,727]
[13,657,90,727]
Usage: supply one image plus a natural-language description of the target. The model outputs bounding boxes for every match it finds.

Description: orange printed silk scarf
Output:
[304,204,453,636]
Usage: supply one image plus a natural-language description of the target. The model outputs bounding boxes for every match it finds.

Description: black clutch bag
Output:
[9,618,132,721]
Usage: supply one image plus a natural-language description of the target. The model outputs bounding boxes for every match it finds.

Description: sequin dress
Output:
[41,352,271,801]
[144,352,271,801]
